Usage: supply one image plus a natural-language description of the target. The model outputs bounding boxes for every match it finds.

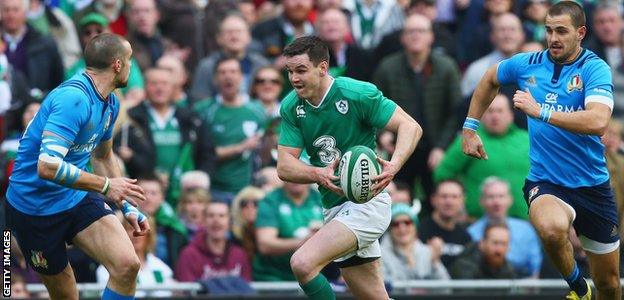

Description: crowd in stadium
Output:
[1,0,624,297]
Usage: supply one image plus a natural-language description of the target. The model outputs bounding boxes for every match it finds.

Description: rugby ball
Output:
[339,146,382,204]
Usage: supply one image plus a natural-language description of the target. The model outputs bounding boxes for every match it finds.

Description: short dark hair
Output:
[435,179,465,194]
[214,56,241,74]
[547,1,586,28]
[84,33,127,70]
[282,36,330,66]
[483,221,509,240]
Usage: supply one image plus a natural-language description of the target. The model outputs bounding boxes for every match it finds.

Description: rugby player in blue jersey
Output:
[462,2,619,300]
[6,33,150,300]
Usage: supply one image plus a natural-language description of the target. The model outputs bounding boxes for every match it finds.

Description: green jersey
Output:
[279,77,397,209]
[196,99,267,193]
[148,107,182,174]
[252,187,323,281]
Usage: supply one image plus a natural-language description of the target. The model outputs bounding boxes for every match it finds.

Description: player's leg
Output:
[72,214,141,297]
[586,248,621,300]
[529,194,591,297]
[340,258,388,300]
[37,265,79,300]
[290,219,358,300]
[529,194,576,277]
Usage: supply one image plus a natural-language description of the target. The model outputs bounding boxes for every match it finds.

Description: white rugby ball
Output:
[339,146,382,204]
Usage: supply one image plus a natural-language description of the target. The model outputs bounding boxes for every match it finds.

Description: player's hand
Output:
[513,88,540,118]
[314,159,343,196]
[121,201,151,237]
[371,157,399,196]
[462,129,488,160]
[106,177,146,207]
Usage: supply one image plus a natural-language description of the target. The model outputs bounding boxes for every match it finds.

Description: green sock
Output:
[300,273,336,300]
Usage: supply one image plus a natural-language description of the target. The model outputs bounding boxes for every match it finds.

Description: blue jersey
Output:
[7,73,120,215]
[497,49,613,188]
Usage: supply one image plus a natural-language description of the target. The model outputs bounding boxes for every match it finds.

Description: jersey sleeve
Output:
[360,83,397,129]
[43,89,90,143]
[101,96,121,141]
[583,58,614,110]
[255,195,279,228]
[497,52,531,85]
[278,100,304,148]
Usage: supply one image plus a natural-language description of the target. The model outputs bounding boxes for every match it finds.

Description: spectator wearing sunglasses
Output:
[231,186,267,262]
[381,203,450,281]
[251,66,284,118]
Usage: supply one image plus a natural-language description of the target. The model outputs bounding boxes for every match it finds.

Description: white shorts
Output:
[323,192,392,262]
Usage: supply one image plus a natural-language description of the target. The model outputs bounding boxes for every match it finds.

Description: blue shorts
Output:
[6,193,114,275]
[523,180,619,253]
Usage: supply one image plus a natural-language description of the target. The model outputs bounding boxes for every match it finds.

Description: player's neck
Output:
[85,70,116,100]
[560,47,583,65]
[308,76,333,105]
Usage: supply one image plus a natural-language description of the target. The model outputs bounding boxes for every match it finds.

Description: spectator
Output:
[26,0,81,70]
[374,0,458,66]
[602,120,624,239]
[65,13,145,107]
[10,273,30,299]
[468,177,542,278]
[177,188,211,240]
[126,0,167,71]
[418,180,472,269]
[2,0,64,97]
[231,186,266,261]
[252,0,315,61]
[175,202,252,282]
[381,203,450,281]
[238,0,259,27]
[461,13,525,102]
[194,58,267,204]
[129,67,215,206]
[156,55,192,107]
[451,222,517,279]
[342,0,404,49]
[97,212,175,298]
[137,175,189,268]
[113,105,157,178]
[253,182,324,281]
[72,0,129,36]
[373,14,462,207]
[388,180,413,205]
[612,30,624,119]
[0,37,31,117]
[254,166,284,192]
[521,0,549,44]
[192,13,270,100]
[251,66,284,118]
[317,8,374,81]
[584,2,622,68]
[456,0,514,67]
[156,0,200,71]
[180,170,211,193]
[520,41,545,53]
[434,94,530,220]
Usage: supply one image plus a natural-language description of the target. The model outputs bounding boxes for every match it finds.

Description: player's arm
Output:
[276,145,343,195]
[256,227,305,255]
[371,106,422,195]
[513,91,612,135]
[37,132,145,206]
[462,64,502,160]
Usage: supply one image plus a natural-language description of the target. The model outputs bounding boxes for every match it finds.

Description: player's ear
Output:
[319,60,329,76]
[577,25,587,41]
[113,59,122,73]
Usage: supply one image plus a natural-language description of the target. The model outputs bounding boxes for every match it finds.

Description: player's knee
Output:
[593,269,620,293]
[109,255,141,281]
[290,251,314,278]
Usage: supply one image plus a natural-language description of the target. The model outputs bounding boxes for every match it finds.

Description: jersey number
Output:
[313,135,341,165]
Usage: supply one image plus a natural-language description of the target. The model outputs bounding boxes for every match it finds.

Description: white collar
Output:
[305,77,335,109]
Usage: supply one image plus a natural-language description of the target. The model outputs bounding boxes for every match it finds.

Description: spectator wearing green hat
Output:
[65,12,146,107]
[381,203,450,281]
